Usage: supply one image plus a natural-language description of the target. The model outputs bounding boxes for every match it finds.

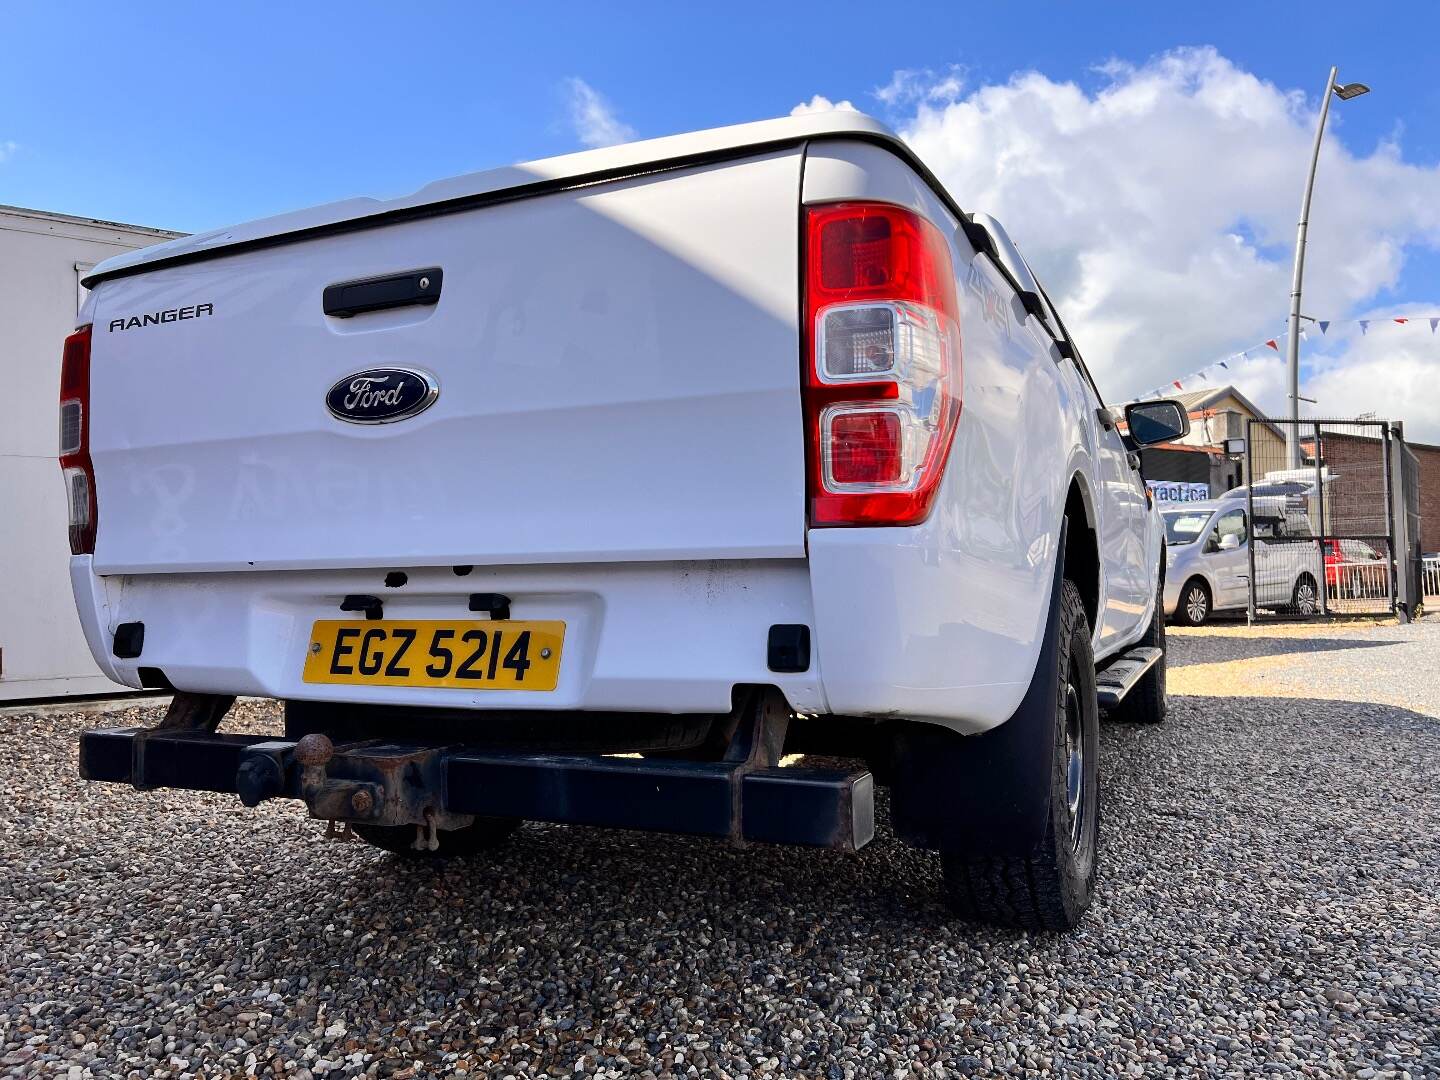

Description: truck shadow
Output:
[1166,631,1398,667]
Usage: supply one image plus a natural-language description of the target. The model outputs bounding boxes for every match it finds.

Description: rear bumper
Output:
[71,533,1048,734]
[71,555,824,715]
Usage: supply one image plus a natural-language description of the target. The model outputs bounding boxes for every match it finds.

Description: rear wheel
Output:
[354,817,520,857]
[1291,573,1319,616]
[1175,578,1210,626]
[939,579,1099,930]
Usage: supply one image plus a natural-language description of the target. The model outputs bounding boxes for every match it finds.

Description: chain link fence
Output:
[1243,419,1401,619]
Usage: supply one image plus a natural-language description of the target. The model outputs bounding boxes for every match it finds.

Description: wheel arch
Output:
[1062,473,1100,632]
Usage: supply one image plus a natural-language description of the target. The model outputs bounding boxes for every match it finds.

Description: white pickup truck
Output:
[66,113,1186,929]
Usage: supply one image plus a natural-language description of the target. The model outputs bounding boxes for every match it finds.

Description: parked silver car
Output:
[1161,493,1323,625]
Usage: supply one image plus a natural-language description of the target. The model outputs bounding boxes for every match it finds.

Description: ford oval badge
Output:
[326,367,438,424]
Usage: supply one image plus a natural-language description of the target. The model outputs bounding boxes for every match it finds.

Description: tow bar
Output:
[79,692,875,852]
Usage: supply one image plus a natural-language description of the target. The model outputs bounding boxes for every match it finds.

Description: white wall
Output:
[0,206,181,699]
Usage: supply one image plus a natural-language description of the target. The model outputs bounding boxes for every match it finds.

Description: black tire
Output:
[354,817,520,857]
[1290,573,1319,616]
[1108,583,1167,726]
[939,579,1099,931]
[1174,578,1210,626]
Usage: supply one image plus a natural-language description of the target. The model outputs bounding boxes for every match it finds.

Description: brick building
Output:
[1129,385,1436,552]
[1302,428,1440,554]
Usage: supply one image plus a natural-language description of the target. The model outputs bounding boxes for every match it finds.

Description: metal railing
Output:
[1424,555,1440,603]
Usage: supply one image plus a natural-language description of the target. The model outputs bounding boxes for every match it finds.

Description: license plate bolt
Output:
[540,647,552,659]
[310,642,322,654]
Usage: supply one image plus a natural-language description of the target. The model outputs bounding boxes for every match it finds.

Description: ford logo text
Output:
[325,367,439,425]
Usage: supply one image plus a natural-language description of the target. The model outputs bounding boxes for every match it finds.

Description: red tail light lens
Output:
[826,408,903,485]
[803,203,962,526]
[59,324,96,555]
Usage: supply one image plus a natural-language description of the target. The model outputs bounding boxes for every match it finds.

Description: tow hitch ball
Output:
[236,733,467,850]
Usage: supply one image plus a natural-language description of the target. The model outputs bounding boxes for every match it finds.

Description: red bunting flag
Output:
[1395,317,1408,324]
[1172,380,1183,390]
[1265,339,1279,351]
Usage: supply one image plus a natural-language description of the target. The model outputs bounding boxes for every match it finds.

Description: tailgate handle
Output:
[323,267,442,318]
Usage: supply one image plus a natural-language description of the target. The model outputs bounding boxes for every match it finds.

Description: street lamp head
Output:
[1333,82,1371,101]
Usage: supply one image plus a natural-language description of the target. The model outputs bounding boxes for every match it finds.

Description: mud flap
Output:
[889,519,1068,855]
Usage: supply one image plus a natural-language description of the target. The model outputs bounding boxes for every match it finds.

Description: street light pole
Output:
[1285,67,1369,468]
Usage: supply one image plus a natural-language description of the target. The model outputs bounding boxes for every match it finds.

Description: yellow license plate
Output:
[302,619,565,691]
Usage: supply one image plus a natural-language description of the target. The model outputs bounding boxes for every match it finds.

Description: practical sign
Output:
[1146,480,1210,503]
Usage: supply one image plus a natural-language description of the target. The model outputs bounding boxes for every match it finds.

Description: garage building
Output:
[1,205,181,700]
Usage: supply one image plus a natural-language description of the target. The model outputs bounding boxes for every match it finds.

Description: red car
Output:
[1323,539,1387,596]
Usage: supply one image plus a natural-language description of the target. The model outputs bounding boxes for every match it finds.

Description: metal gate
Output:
[1242,418,1410,620]
[1394,434,1425,620]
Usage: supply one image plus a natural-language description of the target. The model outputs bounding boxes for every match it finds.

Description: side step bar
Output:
[78,727,875,852]
[1095,646,1163,709]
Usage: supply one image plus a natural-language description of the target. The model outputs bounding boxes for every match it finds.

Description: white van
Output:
[1161,491,1323,624]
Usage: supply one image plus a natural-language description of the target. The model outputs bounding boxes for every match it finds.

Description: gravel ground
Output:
[1168,618,1440,719]
[2,627,1438,1079]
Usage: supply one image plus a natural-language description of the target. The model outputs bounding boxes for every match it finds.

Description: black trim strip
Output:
[84,131,960,290]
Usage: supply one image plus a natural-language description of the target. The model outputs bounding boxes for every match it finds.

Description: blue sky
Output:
[2,1,1432,230]
[5,1,1440,432]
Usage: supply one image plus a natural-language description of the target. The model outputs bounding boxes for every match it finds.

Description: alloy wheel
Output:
[1294,578,1318,615]
[1185,586,1208,624]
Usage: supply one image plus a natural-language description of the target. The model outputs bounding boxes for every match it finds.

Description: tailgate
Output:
[87,150,805,573]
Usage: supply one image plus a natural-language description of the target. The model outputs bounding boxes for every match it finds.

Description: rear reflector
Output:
[59,325,96,554]
[803,203,962,526]
[824,407,903,487]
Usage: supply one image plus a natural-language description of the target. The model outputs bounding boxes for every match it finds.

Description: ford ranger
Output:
[66,113,1186,929]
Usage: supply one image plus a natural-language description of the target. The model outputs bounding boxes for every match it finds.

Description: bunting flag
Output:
[1141,313,1440,399]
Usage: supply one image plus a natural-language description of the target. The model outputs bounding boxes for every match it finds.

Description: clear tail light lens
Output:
[59,324,96,554]
[803,203,962,526]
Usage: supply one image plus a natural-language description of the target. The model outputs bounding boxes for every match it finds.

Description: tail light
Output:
[803,202,962,526]
[59,324,96,555]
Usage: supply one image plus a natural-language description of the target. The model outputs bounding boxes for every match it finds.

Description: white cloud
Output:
[862,48,1440,438]
[875,66,964,107]
[0,140,18,163]
[1300,312,1440,439]
[564,78,637,149]
[790,95,859,116]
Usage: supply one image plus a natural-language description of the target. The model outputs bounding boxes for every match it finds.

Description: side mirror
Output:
[1124,400,1191,446]
[1218,533,1241,551]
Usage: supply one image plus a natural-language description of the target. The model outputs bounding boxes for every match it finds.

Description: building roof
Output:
[1168,384,1268,419]
[1129,383,1283,442]
[0,203,180,240]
